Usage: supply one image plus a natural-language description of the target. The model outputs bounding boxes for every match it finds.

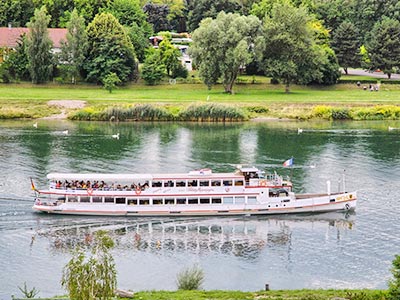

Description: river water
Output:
[0,119,400,299]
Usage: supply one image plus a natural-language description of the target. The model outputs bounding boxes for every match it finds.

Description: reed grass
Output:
[179,103,247,121]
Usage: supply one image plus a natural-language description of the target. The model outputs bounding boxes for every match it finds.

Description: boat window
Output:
[127,199,137,205]
[92,197,102,203]
[177,198,186,204]
[248,196,257,204]
[211,180,221,186]
[176,181,186,187]
[80,196,90,203]
[223,197,233,204]
[165,198,175,205]
[200,197,210,204]
[68,196,78,202]
[235,180,244,186]
[164,180,174,187]
[212,197,222,204]
[223,180,233,186]
[152,181,162,187]
[199,180,209,187]
[235,196,245,204]
[188,180,198,187]
[116,197,126,204]
[188,197,198,204]
[153,198,163,205]
[105,197,114,203]
[139,199,149,205]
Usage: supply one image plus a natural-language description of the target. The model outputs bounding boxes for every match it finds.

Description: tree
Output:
[366,17,400,79]
[158,39,182,76]
[389,255,400,300]
[331,21,361,75]
[74,0,112,24]
[26,6,53,84]
[60,9,88,84]
[0,0,35,27]
[187,0,241,32]
[84,12,137,84]
[103,72,121,93]
[255,2,324,93]
[61,230,116,300]
[190,12,262,94]
[141,48,165,85]
[0,34,30,82]
[103,0,153,62]
[143,3,171,32]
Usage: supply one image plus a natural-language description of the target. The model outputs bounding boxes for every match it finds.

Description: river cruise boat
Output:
[32,166,357,216]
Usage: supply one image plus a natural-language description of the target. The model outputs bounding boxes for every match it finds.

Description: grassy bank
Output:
[1,77,400,120]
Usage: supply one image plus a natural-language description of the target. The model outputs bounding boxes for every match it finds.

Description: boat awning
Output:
[47,173,153,182]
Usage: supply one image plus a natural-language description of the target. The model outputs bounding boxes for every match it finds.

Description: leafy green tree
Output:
[141,48,165,85]
[60,9,88,84]
[84,12,137,84]
[331,21,361,75]
[389,255,400,300]
[74,0,112,24]
[143,3,171,32]
[151,0,186,32]
[0,0,35,27]
[366,17,400,79]
[40,0,75,27]
[187,0,241,32]
[0,34,30,82]
[158,39,182,76]
[103,0,153,62]
[190,12,262,94]
[255,2,324,93]
[313,0,353,32]
[103,72,121,93]
[26,6,53,84]
[61,230,116,300]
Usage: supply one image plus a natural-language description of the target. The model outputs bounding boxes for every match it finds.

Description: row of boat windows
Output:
[63,195,258,205]
[51,179,245,190]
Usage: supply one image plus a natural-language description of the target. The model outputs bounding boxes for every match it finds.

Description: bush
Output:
[389,255,400,300]
[180,103,247,121]
[246,106,269,114]
[331,107,351,120]
[176,264,204,290]
[61,231,116,300]
[171,63,188,79]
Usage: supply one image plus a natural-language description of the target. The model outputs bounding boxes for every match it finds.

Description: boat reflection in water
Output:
[36,212,355,259]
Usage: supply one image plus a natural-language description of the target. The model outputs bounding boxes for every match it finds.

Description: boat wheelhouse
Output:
[32,166,356,216]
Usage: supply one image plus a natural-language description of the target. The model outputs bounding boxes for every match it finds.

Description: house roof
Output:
[0,27,67,48]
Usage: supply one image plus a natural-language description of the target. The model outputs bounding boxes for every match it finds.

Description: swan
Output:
[297,128,303,134]
[33,122,38,128]
[112,133,120,140]
[62,130,69,135]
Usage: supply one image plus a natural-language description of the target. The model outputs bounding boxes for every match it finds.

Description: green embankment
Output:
[1,75,400,121]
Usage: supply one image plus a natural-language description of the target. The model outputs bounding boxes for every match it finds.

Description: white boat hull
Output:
[32,192,357,217]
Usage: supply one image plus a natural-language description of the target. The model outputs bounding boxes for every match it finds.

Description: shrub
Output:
[17,282,39,298]
[246,106,269,114]
[331,107,351,120]
[176,264,205,290]
[180,103,247,121]
[312,105,332,119]
[61,231,116,300]
[389,255,400,300]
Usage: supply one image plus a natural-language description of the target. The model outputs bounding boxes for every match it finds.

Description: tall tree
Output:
[190,12,262,94]
[158,39,182,76]
[103,0,153,62]
[187,0,241,32]
[255,2,324,93]
[0,34,30,82]
[331,21,361,75]
[60,8,88,83]
[84,13,137,84]
[366,17,400,79]
[26,6,53,84]
[0,0,35,27]
[143,3,171,32]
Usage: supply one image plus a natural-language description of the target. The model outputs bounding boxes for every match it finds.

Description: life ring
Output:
[87,188,93,196]
[135,187,141,195]
[259,180,267,187]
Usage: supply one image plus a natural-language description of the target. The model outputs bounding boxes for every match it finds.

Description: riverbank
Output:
[1,79,400,120]
[12,289,387,300]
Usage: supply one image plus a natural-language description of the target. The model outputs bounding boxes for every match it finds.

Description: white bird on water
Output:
[62,130,69,135]
[388,126,395,131]
[112,133,120,140]
[297,128,303,134]
[33,122,38,128]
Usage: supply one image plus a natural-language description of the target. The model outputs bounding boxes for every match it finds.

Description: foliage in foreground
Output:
[176,264,205,290]
[179,103,247,121]
[388,255,400,300]
[61,230,116,300]
[311,105,400,120]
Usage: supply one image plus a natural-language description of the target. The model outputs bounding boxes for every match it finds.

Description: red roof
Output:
[0,27,67,48]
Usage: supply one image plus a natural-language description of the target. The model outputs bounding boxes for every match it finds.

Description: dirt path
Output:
[42,100,86,119]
